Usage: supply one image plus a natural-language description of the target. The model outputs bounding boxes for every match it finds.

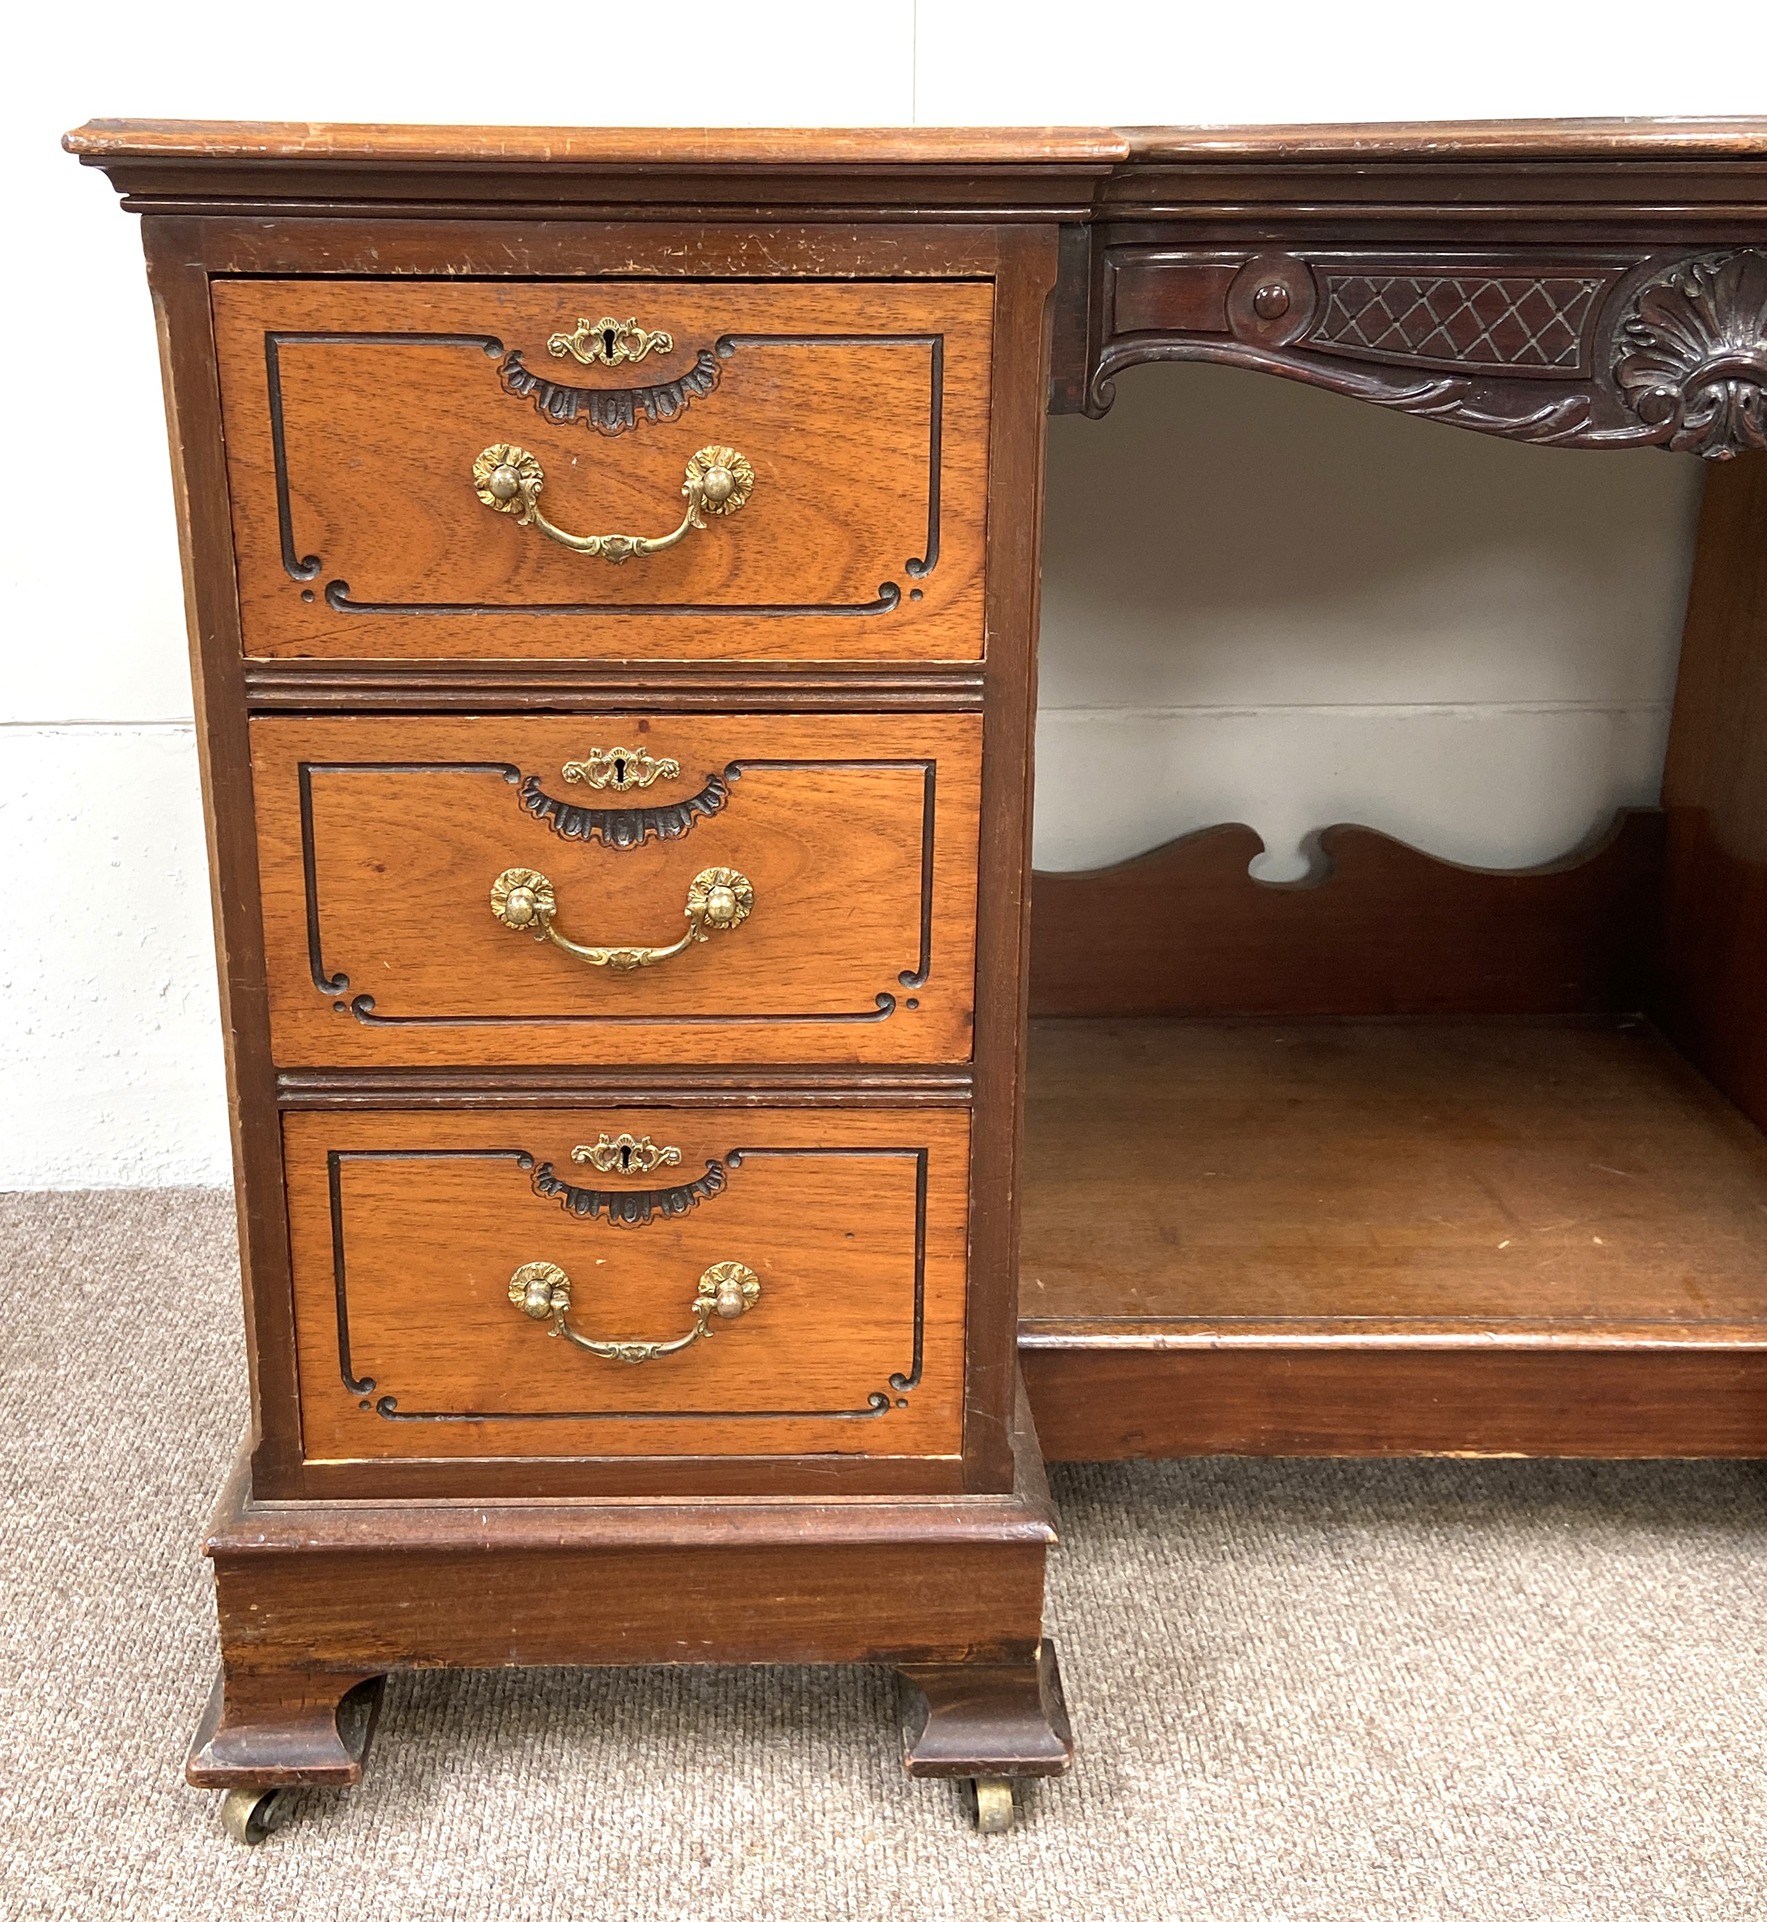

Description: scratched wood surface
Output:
[66,119,1130,166]
[211,278,992,662]
[284,1105,970,1473]
[251,712,981,1069]
[65,115,1767,170]
[1020,1017,1767,1333]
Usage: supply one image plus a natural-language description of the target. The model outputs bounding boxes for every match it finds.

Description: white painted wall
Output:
[4,0,1764,1186]
[1036,364,1704,877]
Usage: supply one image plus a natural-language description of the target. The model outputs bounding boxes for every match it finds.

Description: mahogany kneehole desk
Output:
[67,116,1767,1842]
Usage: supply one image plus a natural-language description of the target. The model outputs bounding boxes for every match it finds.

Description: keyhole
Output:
[601,327,619,360]
[612,755,629,785]
[619,1143,634,1172]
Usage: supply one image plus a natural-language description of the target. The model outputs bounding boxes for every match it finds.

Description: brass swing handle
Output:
[472,442,754,564]
[509,1259,761,1364]
[489,865,753,971]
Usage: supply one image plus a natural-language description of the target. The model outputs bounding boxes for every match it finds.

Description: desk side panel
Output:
[1658,451,1767,1128]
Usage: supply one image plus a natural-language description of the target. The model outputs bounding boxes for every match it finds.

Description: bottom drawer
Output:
[283,1106,969,1476]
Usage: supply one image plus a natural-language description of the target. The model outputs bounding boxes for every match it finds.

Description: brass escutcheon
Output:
[547,316,674,367]
[571,1133,683,1177]
[561,747,680,792]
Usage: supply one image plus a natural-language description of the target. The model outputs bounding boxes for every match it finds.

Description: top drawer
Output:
[210,278,992,664]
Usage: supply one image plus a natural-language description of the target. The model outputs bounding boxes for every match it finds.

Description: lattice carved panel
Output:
[1307,273,1609,373]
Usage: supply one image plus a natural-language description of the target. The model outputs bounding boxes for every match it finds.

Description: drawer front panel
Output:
[284,1107,969,1469]
[253,714,980,1068]
[212,278,992,662]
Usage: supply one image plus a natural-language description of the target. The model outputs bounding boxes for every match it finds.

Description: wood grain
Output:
[1657,451,1767,1136]
[898,1641,1073,1778]
[67,121,1129,167]
[191,1395,1057,1785]
[84,121,1767,1758]
[284,1106,970,1482]
[138,224,309,1497]
[276,1066,973,1107]
[1029,813,1663,1019]
[1120,119,1767,162]
[118,206,1046,1507]
[1022,1017,1767,1331]
[155,214,1017,282]
[188,1670,381,1790]
[211,279,990,663]
[1021,1344,1767,1459]
[962,228,1061,1491]
[1018,1016,1767,1456]
[240,661,986,713]
[64,116,1767,169]
[251,712,979,1070]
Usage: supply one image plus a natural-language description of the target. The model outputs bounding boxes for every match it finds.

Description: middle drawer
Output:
[252,712,981,1068]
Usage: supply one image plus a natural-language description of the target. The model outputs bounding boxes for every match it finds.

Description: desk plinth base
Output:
[187,1407,1072,1829]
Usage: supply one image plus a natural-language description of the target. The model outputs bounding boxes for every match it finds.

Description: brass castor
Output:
[220,1785,294,1846]
[967,1777,1015,1834]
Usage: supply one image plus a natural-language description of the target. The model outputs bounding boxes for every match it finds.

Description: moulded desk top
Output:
[61,117,1767,167]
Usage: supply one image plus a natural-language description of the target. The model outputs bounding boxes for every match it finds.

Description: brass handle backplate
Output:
[489,865,753,971]
[509,1259,761,1364]
[472,442,754,564]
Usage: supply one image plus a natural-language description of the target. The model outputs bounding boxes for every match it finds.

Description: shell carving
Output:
[1614,251,1767,460]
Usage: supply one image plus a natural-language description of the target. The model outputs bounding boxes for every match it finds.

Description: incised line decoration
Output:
[281,332,940,613]
[1307,270,1608,373]
[325,1146,924,1420]
[298,758,931,1025]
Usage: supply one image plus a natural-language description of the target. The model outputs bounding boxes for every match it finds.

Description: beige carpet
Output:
[4,1190,1766,1921]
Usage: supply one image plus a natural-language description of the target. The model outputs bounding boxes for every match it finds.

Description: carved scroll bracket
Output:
[1613,251,1767,459]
